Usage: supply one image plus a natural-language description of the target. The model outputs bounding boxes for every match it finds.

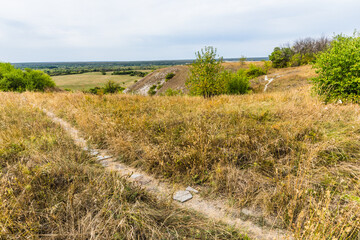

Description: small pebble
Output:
[186,186,199,193]
[130,173,142,179]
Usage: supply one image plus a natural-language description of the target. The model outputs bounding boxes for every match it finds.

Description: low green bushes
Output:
[226,70,250,94]
[165,72,175,82]
[88,80,125,95]
[312,32,360,102]
[0,63,55,92]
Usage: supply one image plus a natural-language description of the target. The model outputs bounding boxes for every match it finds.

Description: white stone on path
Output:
[186,186,199,193]
[90,150,99,156]
[96,155,112,161]
[130,173,142,179]
[173,190,193,203]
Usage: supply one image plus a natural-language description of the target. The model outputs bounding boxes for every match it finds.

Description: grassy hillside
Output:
[0,93,246,239]
[126,63,317,96]
[28,87,360,239]
[52,72,147,91]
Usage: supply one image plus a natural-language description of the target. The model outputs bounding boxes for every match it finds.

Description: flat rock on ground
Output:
[173,190,193,203]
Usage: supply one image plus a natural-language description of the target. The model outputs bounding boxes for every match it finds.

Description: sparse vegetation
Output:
[312,32,360,103]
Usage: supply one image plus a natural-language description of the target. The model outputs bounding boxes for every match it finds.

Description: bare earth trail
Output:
[34,103,292,240]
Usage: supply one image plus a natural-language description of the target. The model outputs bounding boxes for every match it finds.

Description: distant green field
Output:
[52,72,146,90]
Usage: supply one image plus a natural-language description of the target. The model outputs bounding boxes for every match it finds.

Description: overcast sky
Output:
[0,0,359,62]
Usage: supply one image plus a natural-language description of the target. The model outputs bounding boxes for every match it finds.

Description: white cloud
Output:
[0,0,359,62]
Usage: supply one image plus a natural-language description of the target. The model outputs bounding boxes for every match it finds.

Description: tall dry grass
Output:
[0,92,245,239]
[29,87,360,239]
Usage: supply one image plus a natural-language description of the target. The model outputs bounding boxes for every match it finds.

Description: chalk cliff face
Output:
[124,65,190,96]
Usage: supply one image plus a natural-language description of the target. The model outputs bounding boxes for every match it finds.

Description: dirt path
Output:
[37,105,292,240]
[263,76,274,92]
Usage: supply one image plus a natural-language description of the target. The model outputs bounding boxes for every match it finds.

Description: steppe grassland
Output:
[28,87,360,239]
[52,72,145,90]
[0,92,245,239]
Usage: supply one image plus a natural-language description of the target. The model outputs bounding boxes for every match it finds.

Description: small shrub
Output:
[165,73,175,82]
[245,64,267,78]
[148,85,157,96]
[156,84,163,90]
[312,32,360,102]
[239,56,247,65]
[103,80,124,94]
[226,69,250,95]
[262,60,272,73]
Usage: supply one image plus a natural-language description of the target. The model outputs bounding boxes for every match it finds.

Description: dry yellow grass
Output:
[0,92,246,239]
[251,65,317,93]
[52,72,144,91]
[27,86,360,239]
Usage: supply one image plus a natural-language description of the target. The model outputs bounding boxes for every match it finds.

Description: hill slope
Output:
[125,63,317,95]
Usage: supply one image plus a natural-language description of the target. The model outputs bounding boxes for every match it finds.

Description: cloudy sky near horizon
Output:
[0,0,359,62]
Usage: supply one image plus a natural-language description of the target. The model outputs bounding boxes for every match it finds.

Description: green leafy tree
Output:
[312,32,360,102]
[186,46,226,98]
[269,47,294,68]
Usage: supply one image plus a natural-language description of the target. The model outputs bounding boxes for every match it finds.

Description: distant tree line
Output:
[269,36,331,68]
[43,66,154,76]
[111,70,148,77]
